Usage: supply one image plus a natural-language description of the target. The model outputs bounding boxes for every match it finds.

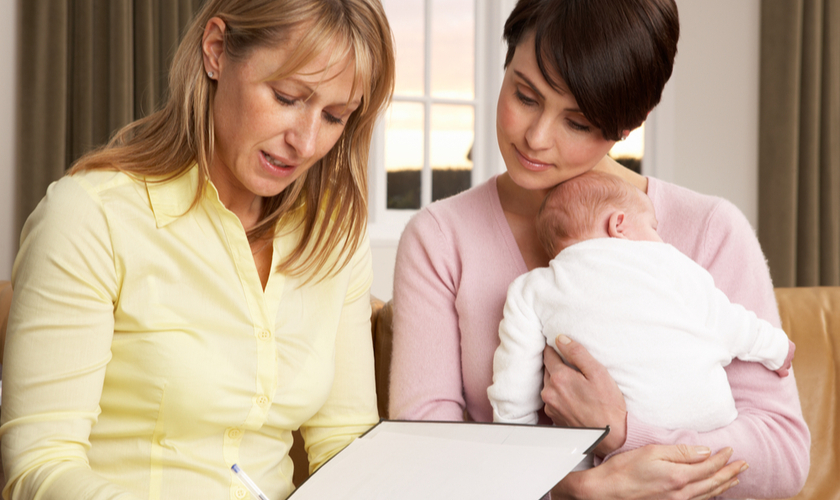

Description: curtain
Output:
[14,0,203,241]
[759,0,840,287]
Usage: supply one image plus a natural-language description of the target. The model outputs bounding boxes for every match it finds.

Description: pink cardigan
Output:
[390,175,810,498]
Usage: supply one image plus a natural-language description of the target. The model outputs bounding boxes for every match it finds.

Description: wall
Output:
[668,0,760,225]
[0,0,762,295]
[0,0,16,281]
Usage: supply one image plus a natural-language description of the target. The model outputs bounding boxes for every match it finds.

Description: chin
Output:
[506,167,562,192]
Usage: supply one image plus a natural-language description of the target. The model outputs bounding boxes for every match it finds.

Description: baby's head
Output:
[537,170,662,257]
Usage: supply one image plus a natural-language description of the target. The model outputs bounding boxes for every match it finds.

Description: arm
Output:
[0,177,140,499]
[487,275,546,424]
[300,236,380,473]
[389,210,466,421]
[551,444,743,500]
[704,284,793,375]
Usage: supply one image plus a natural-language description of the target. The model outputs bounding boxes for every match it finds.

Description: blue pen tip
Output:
[231,464,240,472]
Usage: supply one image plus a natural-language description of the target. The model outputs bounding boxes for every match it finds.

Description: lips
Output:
[261,151,296,173]
[514,146,553,172]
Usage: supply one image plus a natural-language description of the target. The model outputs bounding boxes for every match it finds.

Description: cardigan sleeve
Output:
[615,198,810,499]
[389,209,467,422]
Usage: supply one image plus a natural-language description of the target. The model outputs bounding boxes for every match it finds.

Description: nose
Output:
[286,109,320,159]
[524,112,552,151]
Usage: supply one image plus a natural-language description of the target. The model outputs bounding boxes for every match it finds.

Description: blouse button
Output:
[256,396,269,407]
[258,330,272,341]
[227,428,242,440]
[235,487,248,499]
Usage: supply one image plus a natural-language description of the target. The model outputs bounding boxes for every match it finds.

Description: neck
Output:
[593,156,648,192]
[208,163,263,231]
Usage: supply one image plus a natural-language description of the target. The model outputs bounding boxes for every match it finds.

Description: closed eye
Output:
[322,111,344,125]
[274,90,296,106]
[567,119,591,132]
[515,89,538,106]
[276,90,346,126]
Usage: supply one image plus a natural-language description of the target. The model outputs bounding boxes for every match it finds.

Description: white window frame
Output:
[367,0,667,244]
[368,0,515,244]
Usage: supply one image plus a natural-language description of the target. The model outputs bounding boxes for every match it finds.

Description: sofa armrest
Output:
[775,286,840,500]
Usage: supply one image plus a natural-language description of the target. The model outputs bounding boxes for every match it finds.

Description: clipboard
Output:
[289,420,608,500]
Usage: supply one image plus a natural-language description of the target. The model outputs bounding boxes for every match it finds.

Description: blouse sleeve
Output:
[388,209,467,422]
[299,235,380,473]
[0,177,141,500]
[615,199,810,498]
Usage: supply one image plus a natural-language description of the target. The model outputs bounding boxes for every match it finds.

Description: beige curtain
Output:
[759,0,840,287]
[14,0,203,241]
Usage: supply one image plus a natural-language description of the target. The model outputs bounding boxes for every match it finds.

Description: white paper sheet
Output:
[289,420,607,500]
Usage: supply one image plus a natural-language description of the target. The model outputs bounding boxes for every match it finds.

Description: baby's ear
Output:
[607,211,628,239]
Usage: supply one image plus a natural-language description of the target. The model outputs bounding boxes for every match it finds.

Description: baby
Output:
[488,170,795,435]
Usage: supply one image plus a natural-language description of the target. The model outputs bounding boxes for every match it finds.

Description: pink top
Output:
[390,175,810,498]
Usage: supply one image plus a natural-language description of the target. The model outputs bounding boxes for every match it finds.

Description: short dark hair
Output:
[503,0,679,141]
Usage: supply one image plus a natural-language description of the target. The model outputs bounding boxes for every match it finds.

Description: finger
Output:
[661,443,716,465]
[553,334,603,378]
[687,460,746,500]
[543,344,564,371]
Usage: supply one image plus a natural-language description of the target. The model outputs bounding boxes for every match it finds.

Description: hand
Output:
[551,444,746,500]
[774,340,795,377]
[541,334,627,456]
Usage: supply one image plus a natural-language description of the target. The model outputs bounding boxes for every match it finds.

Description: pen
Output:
[231,463,270,500]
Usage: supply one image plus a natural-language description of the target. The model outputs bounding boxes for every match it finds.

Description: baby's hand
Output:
[774,340,796,377]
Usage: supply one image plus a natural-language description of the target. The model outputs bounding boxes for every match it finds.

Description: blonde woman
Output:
[0,1,394,498]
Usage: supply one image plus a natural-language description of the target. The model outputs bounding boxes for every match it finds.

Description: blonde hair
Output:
[69,0,395,279]
[537,170,640,257]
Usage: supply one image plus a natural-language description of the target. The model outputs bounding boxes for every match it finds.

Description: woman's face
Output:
[204,21,361,209]
[496,33,617,192]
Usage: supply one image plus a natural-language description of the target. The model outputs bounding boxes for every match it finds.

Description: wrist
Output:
[594,410,628,457]
[550,471,589,500]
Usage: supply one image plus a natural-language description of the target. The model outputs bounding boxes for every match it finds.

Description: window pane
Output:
[382,0,424,96]
[609,124,644,174]
[431,0,474,99]
[385,102,424,209]
[431,104,474,202]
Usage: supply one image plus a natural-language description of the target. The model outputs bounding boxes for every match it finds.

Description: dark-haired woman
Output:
[389,0,809,498]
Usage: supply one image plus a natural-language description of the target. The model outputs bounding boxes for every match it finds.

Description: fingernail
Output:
[732,479,740,487]
[694,446,711,456]
[557,334,571,345]
[740,463,749,473]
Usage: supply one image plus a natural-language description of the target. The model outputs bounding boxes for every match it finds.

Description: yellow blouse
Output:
[0,166,378,500]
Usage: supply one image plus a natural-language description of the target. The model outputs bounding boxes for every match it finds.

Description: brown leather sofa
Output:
[0,281,837,499]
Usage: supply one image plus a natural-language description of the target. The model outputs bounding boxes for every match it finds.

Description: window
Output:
[369,0,512,242]
[367,0,660,243]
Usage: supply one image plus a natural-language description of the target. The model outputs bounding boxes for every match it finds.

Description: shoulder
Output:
[648,177,754,264]
[399,176,503,255]
[24,171,139,232]
[405,177,500,236]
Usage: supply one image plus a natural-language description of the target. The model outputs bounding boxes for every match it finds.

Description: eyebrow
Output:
[283,76,363,111]
[513,70,582,114]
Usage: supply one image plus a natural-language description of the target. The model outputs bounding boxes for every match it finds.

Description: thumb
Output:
[661,444,718,464]
[553,334,599,376]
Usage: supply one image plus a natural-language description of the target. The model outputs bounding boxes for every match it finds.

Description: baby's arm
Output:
[707,285,794,376]
[487,275,548,424]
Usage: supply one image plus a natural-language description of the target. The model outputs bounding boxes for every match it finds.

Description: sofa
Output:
[0,281,837,499]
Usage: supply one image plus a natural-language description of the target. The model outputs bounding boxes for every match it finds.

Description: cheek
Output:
[496,96,523,141]
[561,136,613,167]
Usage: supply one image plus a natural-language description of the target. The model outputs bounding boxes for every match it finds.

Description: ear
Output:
[202,17,227,79]
[607,211,629,239]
